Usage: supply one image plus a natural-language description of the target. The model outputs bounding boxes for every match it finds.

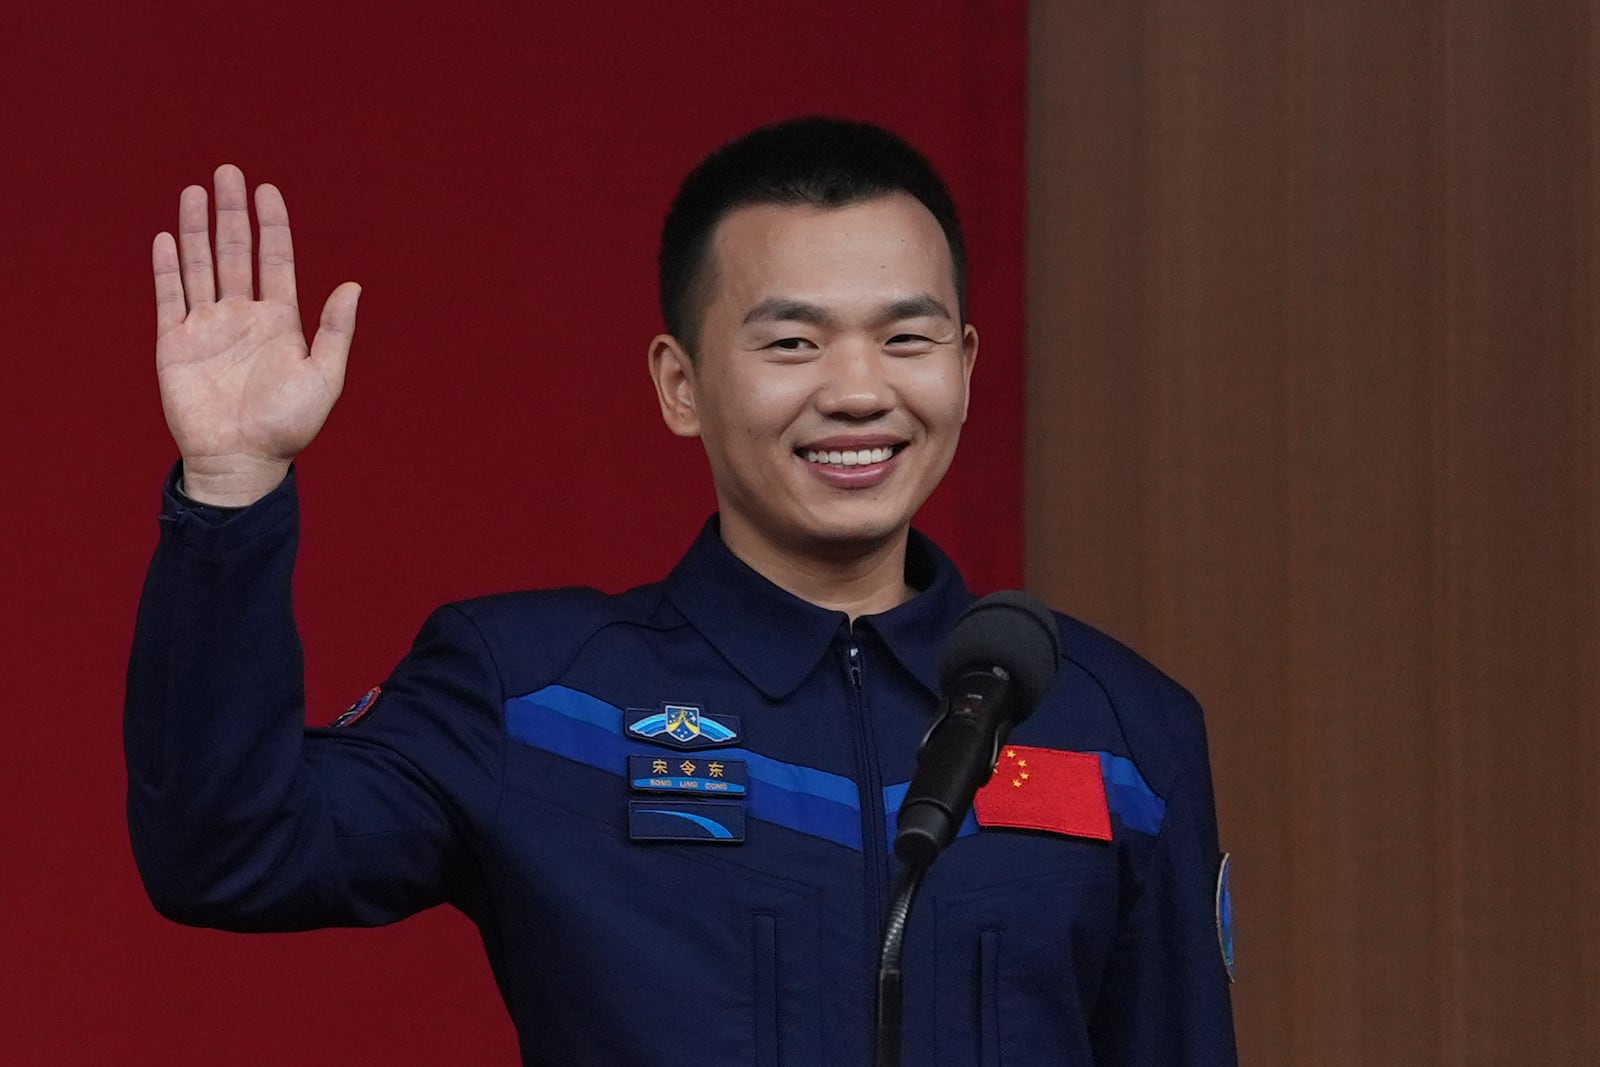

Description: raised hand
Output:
[152,164,360,506]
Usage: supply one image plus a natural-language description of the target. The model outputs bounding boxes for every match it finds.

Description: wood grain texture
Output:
[1027,2,1599,1062]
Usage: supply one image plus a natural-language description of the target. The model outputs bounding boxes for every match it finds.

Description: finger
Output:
[153,232,186,337]
[176,184,215,305]
[254,184,298,307]
[213,164,254,299]
[308,282,362,393]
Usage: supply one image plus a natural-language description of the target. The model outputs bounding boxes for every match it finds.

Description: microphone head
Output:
[940,591,1062,715]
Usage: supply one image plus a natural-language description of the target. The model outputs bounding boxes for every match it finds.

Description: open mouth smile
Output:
[800,445,902,467]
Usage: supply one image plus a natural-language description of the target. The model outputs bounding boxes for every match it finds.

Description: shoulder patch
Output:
[330,686,382,728]
[1216,851,1235,982]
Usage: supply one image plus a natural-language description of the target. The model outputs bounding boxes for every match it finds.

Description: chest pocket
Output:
[749,903,818,1067]
[931,856,1119,1067]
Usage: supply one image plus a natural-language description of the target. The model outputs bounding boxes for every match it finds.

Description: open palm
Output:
[152,164,359,505]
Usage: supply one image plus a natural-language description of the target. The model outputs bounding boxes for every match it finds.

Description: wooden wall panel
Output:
[1434,6,1599,1060]
[1027,2,1598,1063]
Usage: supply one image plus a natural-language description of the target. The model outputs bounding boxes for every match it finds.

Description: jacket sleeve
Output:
[125,467,505,932]
[1089,690,1238,1064]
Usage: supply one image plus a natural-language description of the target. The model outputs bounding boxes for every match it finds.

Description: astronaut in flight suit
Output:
[128,117,1237,1065]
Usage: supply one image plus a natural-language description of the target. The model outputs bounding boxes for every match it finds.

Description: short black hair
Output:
[659,116,967,355]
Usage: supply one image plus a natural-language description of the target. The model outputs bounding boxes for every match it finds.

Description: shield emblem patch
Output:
[665,704,701,743]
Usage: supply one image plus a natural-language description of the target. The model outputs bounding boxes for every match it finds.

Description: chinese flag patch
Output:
[973,745,1112,842]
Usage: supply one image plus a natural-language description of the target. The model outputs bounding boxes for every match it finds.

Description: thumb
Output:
[309,281,362,389]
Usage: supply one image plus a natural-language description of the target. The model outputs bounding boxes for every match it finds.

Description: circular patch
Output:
[330,685,381,728]
[1215,851,1235,983]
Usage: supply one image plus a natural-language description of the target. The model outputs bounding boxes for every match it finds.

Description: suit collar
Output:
[664,517,973,701]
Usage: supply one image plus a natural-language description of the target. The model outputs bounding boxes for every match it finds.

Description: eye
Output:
[768,337,816,352]
[886,333,936,352]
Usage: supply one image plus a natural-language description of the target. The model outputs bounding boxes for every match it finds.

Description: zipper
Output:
[842,626,889,1022]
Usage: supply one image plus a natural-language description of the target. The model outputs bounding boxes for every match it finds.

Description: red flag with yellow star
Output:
[973,745,1112,841]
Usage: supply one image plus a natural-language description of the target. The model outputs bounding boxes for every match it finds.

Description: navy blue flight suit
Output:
[126,468,1237,1066]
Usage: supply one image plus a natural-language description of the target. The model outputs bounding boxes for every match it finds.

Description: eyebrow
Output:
[741,298,833,328]
[740,293,955,329]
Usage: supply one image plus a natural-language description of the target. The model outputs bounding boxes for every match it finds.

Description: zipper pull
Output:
[848,644,863,690]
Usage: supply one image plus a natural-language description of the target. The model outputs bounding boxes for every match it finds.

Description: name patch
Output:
[628,799,746,843]
[629,754,748,796]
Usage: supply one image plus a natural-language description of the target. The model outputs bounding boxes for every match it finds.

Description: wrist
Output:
[178,457,291,507]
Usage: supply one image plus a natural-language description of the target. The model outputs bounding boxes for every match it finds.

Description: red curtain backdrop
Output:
[0,2,1024,1062]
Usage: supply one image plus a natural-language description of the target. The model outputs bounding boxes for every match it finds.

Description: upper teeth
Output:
[804,447,894,467]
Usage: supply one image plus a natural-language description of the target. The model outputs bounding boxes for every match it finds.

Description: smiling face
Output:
[649,192,977,573]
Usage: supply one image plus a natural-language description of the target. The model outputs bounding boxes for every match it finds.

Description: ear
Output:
[648,333,702,438]
[958,323,979,423]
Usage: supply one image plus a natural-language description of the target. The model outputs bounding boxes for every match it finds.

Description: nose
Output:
[815,339,893,420]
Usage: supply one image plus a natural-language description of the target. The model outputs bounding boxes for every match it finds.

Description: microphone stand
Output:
[873,860,929,1067]
[872,591,1061,1065]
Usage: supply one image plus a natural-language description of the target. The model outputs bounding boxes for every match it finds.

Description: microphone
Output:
[893,591,1061,867]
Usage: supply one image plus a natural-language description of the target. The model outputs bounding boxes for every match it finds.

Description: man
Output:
[129,118,1237,1065]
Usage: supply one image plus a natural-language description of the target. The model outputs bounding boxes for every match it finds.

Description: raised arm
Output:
[152,164,359,505]
[129,170,502,933]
